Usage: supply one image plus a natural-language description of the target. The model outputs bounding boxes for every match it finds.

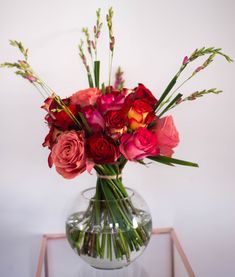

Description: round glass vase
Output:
[66,186,152,270]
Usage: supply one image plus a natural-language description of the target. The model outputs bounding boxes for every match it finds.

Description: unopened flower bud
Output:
[194,66,204,74]
[183,56,189,65]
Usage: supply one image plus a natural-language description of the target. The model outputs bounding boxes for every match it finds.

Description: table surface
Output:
[36,228,195,277]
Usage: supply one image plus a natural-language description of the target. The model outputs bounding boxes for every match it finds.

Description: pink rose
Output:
[153,116,179,157]
[50,131,86,179]
[96,91,125,114]
[70,88,102,107]
[81,105,105,132]
[119,128,159,161]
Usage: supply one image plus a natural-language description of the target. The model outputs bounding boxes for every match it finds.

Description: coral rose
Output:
[119,128,159,161]
[152,116,179,157]
[50,131,86,179]
[70,88,102,107]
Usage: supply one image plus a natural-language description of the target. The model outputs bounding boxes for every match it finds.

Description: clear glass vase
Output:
[66,181,152,270]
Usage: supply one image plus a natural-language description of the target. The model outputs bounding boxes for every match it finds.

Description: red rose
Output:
[134,83,158,105]
[42,127,62,150]
[42,96,79,130]
[105,110,128,129]
[87,135,119,164]
[105,110,128,139]
[119,128,159,161]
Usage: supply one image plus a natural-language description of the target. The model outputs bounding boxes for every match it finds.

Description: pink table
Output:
[36,228,195,277]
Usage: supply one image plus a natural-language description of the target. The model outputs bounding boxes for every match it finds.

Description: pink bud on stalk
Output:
[26,75,37,82]
[193,66,204,75]
[110,36,115,51]
[96,31,101,39]
[91,41,96,50]
[182,56,189,65]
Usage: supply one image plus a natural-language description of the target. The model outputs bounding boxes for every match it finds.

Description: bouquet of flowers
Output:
[1,8,232,269]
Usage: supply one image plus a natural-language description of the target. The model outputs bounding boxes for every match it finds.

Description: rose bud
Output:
[119,128,159,161]
[152,115,179,157]
[87,134,119,164]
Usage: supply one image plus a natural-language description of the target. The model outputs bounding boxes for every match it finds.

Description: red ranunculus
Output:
[87,134,119,164]
[152,115,179,157]
[50,131,87,179]
[119,128,159,161]
[81,105,105,132]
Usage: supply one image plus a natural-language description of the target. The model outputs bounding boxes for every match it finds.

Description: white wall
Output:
[0,0,235,276]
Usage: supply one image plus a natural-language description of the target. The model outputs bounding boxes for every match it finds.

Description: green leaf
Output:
[148,155,199,167]
[101,82,106,95]
[154,75,178,111]
[78,112,92,134]
[94,60,100,88]
[158,93,182,117]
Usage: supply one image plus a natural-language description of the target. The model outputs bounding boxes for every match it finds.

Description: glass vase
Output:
[66,174,152,270]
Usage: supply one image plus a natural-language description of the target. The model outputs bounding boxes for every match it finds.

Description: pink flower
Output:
[182,56,189,65]
[152,116,179,157]
[96,91,125,114]
[50,131,87,179]
[81,105,105,132]
[119,128,159,161]
[70,88,102,107]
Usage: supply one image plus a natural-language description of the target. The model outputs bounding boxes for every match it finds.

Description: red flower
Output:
[105,110,128,139]
[42,127,62,150]
[42,96,79,130]
[105,110,128,129]
[134,83,158,105]
[119,128,159,161]
[87,134,119,164]
[124,98,156,130]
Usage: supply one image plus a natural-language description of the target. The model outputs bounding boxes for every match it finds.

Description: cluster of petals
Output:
[42,84,179,179]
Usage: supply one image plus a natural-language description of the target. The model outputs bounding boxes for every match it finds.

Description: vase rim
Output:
[81,186,135,202]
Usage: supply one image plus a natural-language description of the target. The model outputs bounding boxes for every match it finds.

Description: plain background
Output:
[0,0,235,276]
